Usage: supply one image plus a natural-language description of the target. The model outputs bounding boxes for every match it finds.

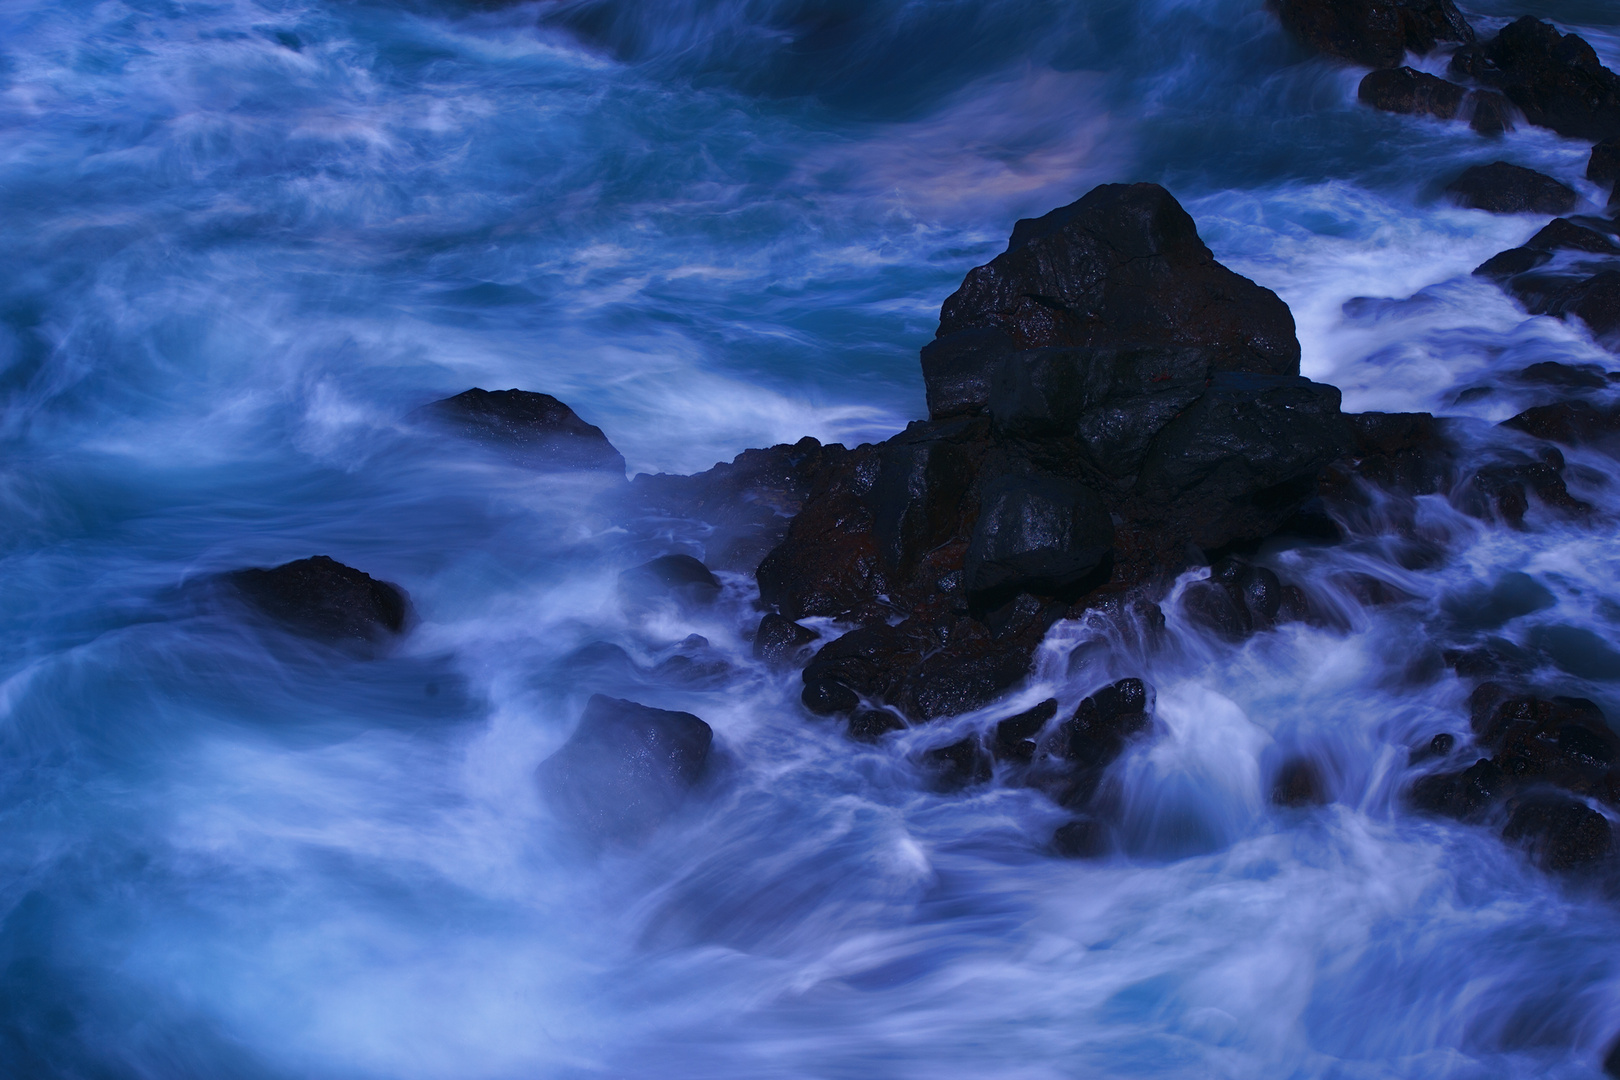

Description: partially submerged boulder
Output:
[427,388,626,473]
[1358,66,1465,119]
[619,554,722,610]
[537,695,713,842]
[1269,0,1473,69]
[1449,17,1620,142]
[231,555,408,645]
[1444,162,1577,215]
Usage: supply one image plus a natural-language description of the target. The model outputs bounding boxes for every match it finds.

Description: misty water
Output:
[4,0,1620,1076]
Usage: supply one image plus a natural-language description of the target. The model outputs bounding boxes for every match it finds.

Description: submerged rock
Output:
[1449,17,1620,142]
[618,554,722,609]
[1444,162,1577,215]
[536,695,713,843]
[426,388,626,473]
[231,555,408,644]
[752,612,820,668]
[1269,0,1472,69]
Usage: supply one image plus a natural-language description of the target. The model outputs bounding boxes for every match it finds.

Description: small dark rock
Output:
[231,555,408,644]
[1513,361,1611,389]
[992,698,1059,762]
[536,695,713,843]
[1358,67,1465,119]
[1444,162,1577,215]
[1410,732,1457,764]
[1503,400,1620,446]
[1502,796,1612,871]
[1464,90,1515,136]
[925,734,993,790]
[619,554,722,609]
[1592,137,1620,185]
[1473,247,1551,279]
[1272,757,1328,807]
[1410,757,1502,820]
[1062,678,1151,769]
[427,388,625,473]
[1525,218,1620,255]
[752,613,820,668]
[1270,0,1473,69]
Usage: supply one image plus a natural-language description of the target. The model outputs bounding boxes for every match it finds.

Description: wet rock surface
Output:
[1410,683,1618,871]
[536,695,713,843]
[231,555,409,645]
[1445,162,1577,215]
[1358,66,1465,120]
[619,554,723,610]
[1449,17,1620,142]
[426,388,626,473]
[1269,0,1472,70]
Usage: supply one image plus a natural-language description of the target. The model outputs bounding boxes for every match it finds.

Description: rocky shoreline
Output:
[228,0,1620,928]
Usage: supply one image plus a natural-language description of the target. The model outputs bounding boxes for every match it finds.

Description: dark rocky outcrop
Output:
[1589,138,1620,186]
[231,555,408,644]
[1503,400,1620,446]
[1270,0,1472,70]
[1444,162,1577,215]
[1410,683,1619,870]
[426,388,625,473]
[536,695,713,842]
[924,182,1299,420]
[755,184,1411,726]
[1449,17,1620,142]
[1358,66,1464,119]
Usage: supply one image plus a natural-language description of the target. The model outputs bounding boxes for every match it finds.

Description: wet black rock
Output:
[848,708,906,743]
[1358,66,1465,119]
[232,555,408,644]
[1051,817,1109,858]
[964,472,1113,613]
[752,613,820,668]
[1463,90,1515,137]
[1444,162,1577,215]
[1410,757,1503,820]
[1473,246,1551,279]
[1449,17,1620,142]
[427,388,625,473]
[1592,137,1620,185]
[1050,677,1153,807]
[1502,796,1613,871]
[1272,757,1328,807]
[1504,400,1620,445]
[926,183,1299,420]
[925,734,993,790]
[1181,557,1300,641]
[1526,219,1620,255]
[536,695,713,842]
[618,554,722,609]
[1270,0,1472,69]
[992,698,1059,762]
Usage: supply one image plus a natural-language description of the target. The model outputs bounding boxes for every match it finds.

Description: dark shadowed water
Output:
[3,0,1620,1076]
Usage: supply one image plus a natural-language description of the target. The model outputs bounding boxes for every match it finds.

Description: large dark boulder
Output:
[964,472,1113,612]
[1358,66,1465,118]
[925,183,1299,420]
[231,555,408,644]
[1270,0,1472,69]
[1450,17,1620,142]
[536,695,713,842]
[1589,138,1620,186]
[427,388,625,473]
[1443,162,1577,215]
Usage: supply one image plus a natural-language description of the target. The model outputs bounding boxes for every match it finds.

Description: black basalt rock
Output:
[427,388,626,473]
[536,695,713,843]
[964,472,1113,613]
[926,183,1299,420]
[1358,66,1465,119]
[1270,0,1473,69]
[1502,796,1613,871]
[1592,138,1620,186]
[1444,162,1577,215]
[232,555,408,645]
[1449,17,1620,142]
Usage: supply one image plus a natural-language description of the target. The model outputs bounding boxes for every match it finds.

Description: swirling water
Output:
[5,0,1620,1076]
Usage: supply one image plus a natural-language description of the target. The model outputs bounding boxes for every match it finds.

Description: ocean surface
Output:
[3,0,1620,1076]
